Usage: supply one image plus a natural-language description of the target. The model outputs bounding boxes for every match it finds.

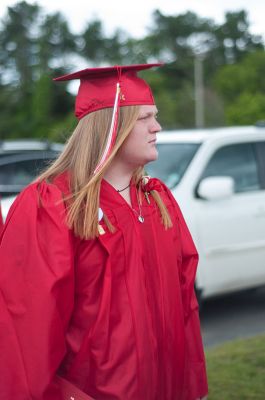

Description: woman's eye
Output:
[138,114,158,121]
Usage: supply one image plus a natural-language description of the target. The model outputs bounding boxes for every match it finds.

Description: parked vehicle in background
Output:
[2,129,265,304]
[0,140,63,221]
[147,125,265,303]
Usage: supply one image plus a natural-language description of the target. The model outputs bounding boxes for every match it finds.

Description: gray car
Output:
[0,139,63,198]
[0,140,63,221]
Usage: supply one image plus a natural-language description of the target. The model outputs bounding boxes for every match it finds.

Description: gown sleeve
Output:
[0,181,75,400]
[161,183,199,321]
[161,183,208,398]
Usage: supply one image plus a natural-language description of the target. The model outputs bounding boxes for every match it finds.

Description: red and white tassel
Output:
[94,82,121,174]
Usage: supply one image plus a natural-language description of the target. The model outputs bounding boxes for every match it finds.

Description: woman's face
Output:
[117,105,161,167]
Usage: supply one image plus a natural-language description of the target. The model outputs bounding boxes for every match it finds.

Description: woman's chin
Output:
[147,149,159,162]
[129,150,158,167]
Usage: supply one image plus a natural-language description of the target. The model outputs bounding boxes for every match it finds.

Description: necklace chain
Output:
[116,183,131,193]
[116,183,144,223]
[133,188,144,223]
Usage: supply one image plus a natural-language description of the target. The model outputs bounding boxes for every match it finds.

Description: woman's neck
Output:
[104,159,135,190]
[104,159,136,206]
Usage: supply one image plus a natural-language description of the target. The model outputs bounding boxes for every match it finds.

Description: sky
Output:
[1,0,265,40]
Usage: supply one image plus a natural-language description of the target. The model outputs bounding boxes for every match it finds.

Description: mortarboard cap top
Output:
[54,63,163,120]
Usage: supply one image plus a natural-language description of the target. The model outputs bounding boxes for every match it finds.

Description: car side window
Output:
[255,141,265,189]
[0,158,51,186]
[201,143,260,193]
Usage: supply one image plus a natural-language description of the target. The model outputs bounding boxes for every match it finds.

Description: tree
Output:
[0,1,40,91]
[0,2,265,138]
[0,1,76,139]
[214,51,265,124]
[226,92,265,125]
[38,12,76,74]
[212,11,263,65]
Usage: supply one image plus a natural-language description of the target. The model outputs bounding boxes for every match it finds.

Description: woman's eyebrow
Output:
[139,111,158,118]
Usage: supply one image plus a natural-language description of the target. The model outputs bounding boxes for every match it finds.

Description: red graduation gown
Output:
[0,174,208,400]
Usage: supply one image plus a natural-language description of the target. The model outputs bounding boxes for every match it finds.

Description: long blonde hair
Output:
[39,106,172,239]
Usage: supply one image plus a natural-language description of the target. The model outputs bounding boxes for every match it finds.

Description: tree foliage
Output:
[214,51,265,124]
[0,1,264,140]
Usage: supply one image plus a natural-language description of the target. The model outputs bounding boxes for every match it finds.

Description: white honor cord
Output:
[94,82,120,174]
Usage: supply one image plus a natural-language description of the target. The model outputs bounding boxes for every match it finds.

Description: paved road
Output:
[200,285,265,348]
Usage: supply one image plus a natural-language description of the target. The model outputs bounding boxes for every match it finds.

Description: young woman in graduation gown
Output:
[0,64,208,400]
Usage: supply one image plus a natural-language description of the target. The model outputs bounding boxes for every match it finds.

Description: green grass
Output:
[206,335,265,399]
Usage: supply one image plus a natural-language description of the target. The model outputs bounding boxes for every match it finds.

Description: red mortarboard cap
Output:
[54,63,162,119]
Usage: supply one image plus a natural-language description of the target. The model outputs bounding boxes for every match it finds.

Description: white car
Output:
[147,125,265,303]
[1,196,16,222]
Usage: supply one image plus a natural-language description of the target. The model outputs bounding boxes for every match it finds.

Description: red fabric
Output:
[0,175,208,400]
[54,64,160,119]
[140,176,163,193]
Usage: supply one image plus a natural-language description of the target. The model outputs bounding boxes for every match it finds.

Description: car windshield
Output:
[146,143,200,188]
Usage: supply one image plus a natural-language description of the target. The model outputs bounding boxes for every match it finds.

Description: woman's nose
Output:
[153,119,162,133]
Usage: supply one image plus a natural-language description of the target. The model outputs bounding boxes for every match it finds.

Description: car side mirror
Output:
[197,176,235,200]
